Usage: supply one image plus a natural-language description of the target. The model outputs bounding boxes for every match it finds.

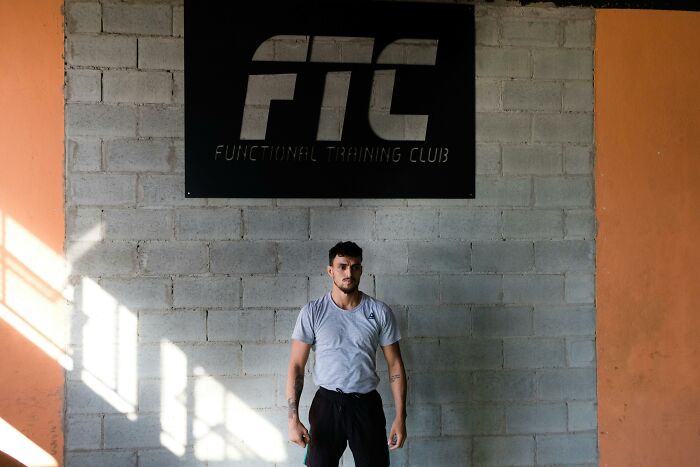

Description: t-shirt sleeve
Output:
[291,304,315,345]
[379,305,401,346]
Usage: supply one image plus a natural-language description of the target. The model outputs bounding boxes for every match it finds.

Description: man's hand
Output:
[387,417,406,450]
[288,420,311,448]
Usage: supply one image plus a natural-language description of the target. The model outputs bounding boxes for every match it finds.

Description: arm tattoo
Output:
[288,374,304,419]
[390,374,401,383]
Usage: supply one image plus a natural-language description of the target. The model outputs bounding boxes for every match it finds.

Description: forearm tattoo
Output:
[288,374,304,419]
[390,374,401,383]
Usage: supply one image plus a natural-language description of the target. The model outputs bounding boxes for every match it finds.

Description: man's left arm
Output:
[381,342,407,450]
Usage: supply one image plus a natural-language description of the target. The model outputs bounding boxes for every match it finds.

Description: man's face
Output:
[327,255,363,294]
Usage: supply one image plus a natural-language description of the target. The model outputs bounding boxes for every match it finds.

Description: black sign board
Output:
[185,1,475,198]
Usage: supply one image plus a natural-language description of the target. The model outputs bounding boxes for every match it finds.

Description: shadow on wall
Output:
[1,208,594,466]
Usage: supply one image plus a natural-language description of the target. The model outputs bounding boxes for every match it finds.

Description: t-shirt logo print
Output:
[367,312,376,320]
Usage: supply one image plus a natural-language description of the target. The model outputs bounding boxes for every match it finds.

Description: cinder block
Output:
[209,309,276,342]
[207,197,274,207]
[139,105,183,137]
[473,435,535,465]
[442,404,504,435]
[534,304,595,336]
[535,240,594,272]
[439,208,500,240]
[472,370,536,401]
[67,138,102,172]
[506,402,567,433]
[67,380,123,414]
[533,113,593,144]
[564,145,593,174]
[425,337,502,370]
[66,451,136,467]
[412,372,471,404]
[355,241,407,274]
[100,277,171,310]
[104,138,173,172]
[533,49,593,80]
[475,17,499,45]
[476,47,531,78]
[67,208,103,241]
[138,449,201,467]
[243,343,290,375]
[376,208,438,240]
[476,80,501,111]
[66,70,101,102]
[176,208,241,240]
[139,310,207,343]
[472,306,533,337]
[66,104,138,137]
[476,112,531,143]
[408,241,469,273]
[504,80,561,112]
[103,209,173,240]
[173,6,184,37]
[309,274,333,301]
[173,276,240,308]
[310,208,374,240]
[565,209,596,239]
[407,305,469,337]
[244,208,309,240]
[476,144,501,175]
[376,275,439,305]
[104,414,161,448]
[184,342,244,376]
[196,375,276,409]
[409,437,471,466]
[503,274,564,304]
[537,368,596,400]
[568,401,597,431]
[537,433,597,464]
[277,241,332,274]
[103,4,171,35]
[502,19,560,47]
[210,241,276,274]
[67,240,136,275]
[66,34,136,67]
[103,71,172,104]
[504,337,566,369]
[473,176,531,207]
[139,241,208,274]
[567,337,596,367]
[139,175,205,207]
[564,81,593,111]
[66,415,102,450]
[70,173,137,206]
[502,144,562,175]
[564,20,594,48]
[173,71,184,104]
[472,241,534,273]
[535,176,593,207]
[275,309,301,342]
[65,2,101,33]
[242,276,308,307]
[565,273,595,303]
[441,274,502,304]
[502,209,564,240]
[279,198,341,207]
[139,37,184,70]
[171,139,185,173]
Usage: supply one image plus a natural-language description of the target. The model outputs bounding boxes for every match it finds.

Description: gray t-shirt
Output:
[292,291,401,393]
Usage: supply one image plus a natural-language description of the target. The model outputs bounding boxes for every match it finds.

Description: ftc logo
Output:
[240,35,439,142]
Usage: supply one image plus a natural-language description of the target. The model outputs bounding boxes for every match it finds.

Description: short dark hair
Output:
[328,241,363,265]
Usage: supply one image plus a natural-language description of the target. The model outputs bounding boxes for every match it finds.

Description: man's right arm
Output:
[287,339,312,447]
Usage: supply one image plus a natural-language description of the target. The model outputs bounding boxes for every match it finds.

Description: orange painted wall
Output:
[596,9,700,467]
[0,0,65,466]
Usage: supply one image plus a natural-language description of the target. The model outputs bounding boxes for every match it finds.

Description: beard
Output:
[336,278,359,294]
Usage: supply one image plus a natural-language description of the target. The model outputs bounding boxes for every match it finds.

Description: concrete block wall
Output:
[64,1,597,466]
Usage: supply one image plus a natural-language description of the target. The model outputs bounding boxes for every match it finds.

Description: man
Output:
[286,241,407,467]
